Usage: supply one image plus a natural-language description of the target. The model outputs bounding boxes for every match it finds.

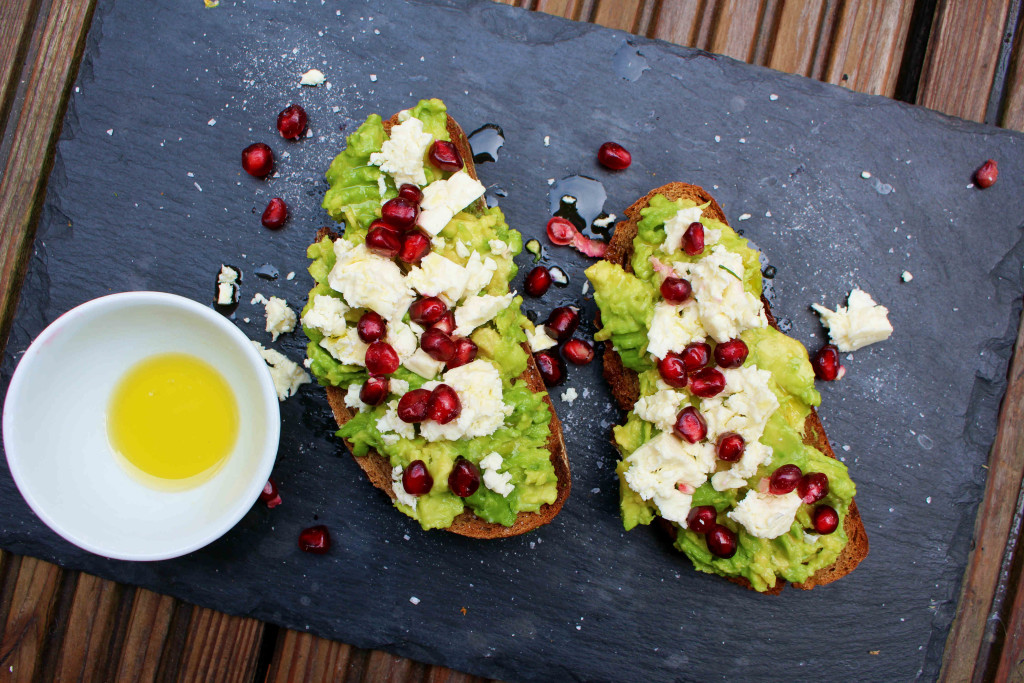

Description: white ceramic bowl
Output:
[2,291,280,561]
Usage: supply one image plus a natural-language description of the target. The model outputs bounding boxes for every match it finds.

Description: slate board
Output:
[2,0,1023,681]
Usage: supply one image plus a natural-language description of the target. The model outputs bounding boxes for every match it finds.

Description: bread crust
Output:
[602,182,867,590]
[313,110,570,538]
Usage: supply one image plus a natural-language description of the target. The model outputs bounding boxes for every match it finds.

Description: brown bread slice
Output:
[314,111,570,538]
[602,182,868,590]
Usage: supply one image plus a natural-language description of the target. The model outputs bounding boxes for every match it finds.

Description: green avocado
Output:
[586,194,856,592]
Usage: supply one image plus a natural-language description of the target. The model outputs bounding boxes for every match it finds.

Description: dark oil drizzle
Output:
[547,175,613,240]
[467,124,505,164]
[255,263,280,280]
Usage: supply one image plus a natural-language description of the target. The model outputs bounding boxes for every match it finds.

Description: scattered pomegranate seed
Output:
[525,266,552,297]
[410,297,448,326]
[402,460,433,496]
[398,183,423,204]
[448,457,480,497]
[546,217,576,246]
[421,328,456,363]
[241,142,274,177]
[768,464,803,495]
[714,339,749,369]
[261,197,288,229]
[298,525,331,554]
[359,375,390,406]
[716,432,745,462]
[364,341,399,375]
[597,141,632,170]
[397,388,432,423]
[706,524,737,558]
[975,159,998,189]
[357,311,387,343]
[534,350,565,386]
[682,222,705,256]
[798,472,830,505]
[381,196,419,230]
[429,140,463,173]
[259,478,282,508]
[563,338,595,365]
[398,231,431,265]
[657,352,688,388]
[812,505,839,534]
[812,344,842,381]
[681,342,711,372]
[432,311,456,335]
[427,384,462,424]
[686,505,717,534]
[447,338,478,369]
[674,406,707,443]
[366,224,402,259]
[276,104,308,140]
[688,367,726,398]
[660,277,692,304]
[545,306,580,341]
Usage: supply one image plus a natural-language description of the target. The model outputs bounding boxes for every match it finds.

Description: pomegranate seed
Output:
[525,266,552,297]
[706,524,737,558]
[429,140,463,173]
[261,197,288,229]
[975,159,998,189]
[380,197,419,230]
[769,464,803,495]
[534,350,565,386]
[276,104,308,140]
[398,231,431,265]
[402,460,433,495]
[427,383,462,424]
[597,141,632,170]
[682,222,705,255]
[563,338,595,365]
[812,344,842,381]
[241,142,274,177]
[397,388,431,423]
[448,457,480,497]
[365,224,402,259]
[398,183,423,204]
[681,342,711,372]
[432,311,456,335]
[812,505,839,534]
[421,328,455,362]
[714,339,749,369]
[674,406,707,443]
[798,472,830,504]
[447,337,478,369]
[298,525,330,554]
[259,478,282,508]
[686,505,717,534]
[359,375,390,406]
[660,277,692,304]
[716,432,745,462]
[357,311,387,343]
[546,217,576,246]
[409,297,448,326]
[688,368,726,398]
[545,306,580,341]
[657,352,688,388]
[364,341,399,375]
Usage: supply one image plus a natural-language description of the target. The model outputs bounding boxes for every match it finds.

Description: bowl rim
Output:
[2,290,281,561]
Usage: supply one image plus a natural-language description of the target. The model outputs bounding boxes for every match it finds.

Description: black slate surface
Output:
[2,0,1023,681]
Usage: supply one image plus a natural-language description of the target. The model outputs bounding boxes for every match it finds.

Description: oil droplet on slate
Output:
[485,186,507,208]
[548,175,611,239]
[468,124,504,164]
[255,263,279,280]
[613,41,649,82]
[213,265,241,317]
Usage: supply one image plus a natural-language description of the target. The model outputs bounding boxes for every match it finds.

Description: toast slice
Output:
[599,182,867,590]
[313,108,570,538]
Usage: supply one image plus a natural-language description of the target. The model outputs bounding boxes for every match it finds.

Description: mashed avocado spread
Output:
[585,194,856,591]
[305,99,557,529]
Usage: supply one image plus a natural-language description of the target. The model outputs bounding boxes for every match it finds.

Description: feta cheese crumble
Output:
[263,296,296,342]
[299,68,325,86]
[369,116,433,187]
[392,465,419,509]
[646,301,706,359]
[217,265,238,305]
[811,288,893,352]
[328,241,414,321]
[727,490,802,539]
[623,431,716,525]
[454,293,513,336]
[660,206,705,253]
[419,360,511,442]
[301,295,349,337]
[674,245,767,343]
[480,452,514,496]
[252,341,310,400]
[527,325,557,353]
[560,387,578,404]
[417,170,486,235]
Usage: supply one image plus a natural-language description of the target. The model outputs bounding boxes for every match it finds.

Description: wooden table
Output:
[1,1,1022,680]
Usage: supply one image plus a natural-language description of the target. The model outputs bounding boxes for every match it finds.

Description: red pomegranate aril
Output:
[681,342,711,372]
[812,505,840,534]
[975,159,998,189]
[674,406,707,443]
[660,277,692,304]
[398,230,431,265]
[409,297,448,326]
[398,183,423,204]
[545,306,580,341]
[563,338,595,365]
[364,341,399,375]
[769,464,803,495]
[359,375,390,406]
[276,104,308,140]
[447,337,478,369]
[397,389,431,423]
[525,266,552,297]
[259,478,282,508]
[686,505,717,534]
[261,197,288,229]
[682,222,705,256]
[429,140,463,173]
[421,328,455,362]
[366,224,402,259]
[716,432,745,462]
[427,384,462,424]
[241,142,274,177]
[546,217,576,246]
[534,350,565,386]
[357,311,387,343]
[432,311,456,335]
[798,472,830,505]
[380,196,419,230]
[657,352,688,388]
[812,344,842,381]
[402,460,433,496]
[448,457,480,498]
[706,524,738,558]
[298,525,330,554]
[597,141,632,170]
[689,367,726,398]
[714,339,749,369]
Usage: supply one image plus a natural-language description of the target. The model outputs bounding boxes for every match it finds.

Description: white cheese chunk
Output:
[633,387,687,433]
[623,431,716,525]
[416,170,486,235]
[252,341,310,401]
[327,243,414,321]
[319,327,368,366]
[387,320,419,364]
[455,240,471,258]
[392,465,419,509]
[488,239,512,258]
[674,245,767,343]
[727,490,802,539]
[301,294,349,337]
[462,251,498,298]
[419,360,511,442]
[454,293,513,336]
[560,387,578,404]
[389,378,410,396]
[299,68,325,86]
[661,206,721,253]
[344,383,368,412]
[377,400,416,446]
[217,265,238,305]
[263,296,296,342]
[646,301,706,359]
[404,348,444,379]
[405,252,469,305]
[369,116,433,187]
[480,452,514,497]
[811,288,893,352]
[527,325,557,353]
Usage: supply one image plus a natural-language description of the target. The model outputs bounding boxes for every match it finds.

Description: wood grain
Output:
[0,0,39,143]
[824,0,916,96]
[178,608,264,683]
[0,556,62,682]
[1000,5,1024,130]
[52,573,127,682]
[114,589,180,683]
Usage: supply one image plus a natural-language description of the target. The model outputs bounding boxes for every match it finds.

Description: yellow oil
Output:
[107,352,239,490]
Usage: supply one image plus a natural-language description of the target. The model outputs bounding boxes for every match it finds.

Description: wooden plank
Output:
[993,508,1024,683]
[1000,4,1024,131]
[649,0,704,47]
[824,0,916,96]
[52,573,127,683]
[767,1,834,78]
[0,0,39,142]
[0,556,62,682]
[114,589,179,683]
[266,631,356,683]
[535,0,589,21]
[592,0,643,33]
[177,608,264,683]
[707,0,768,63]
